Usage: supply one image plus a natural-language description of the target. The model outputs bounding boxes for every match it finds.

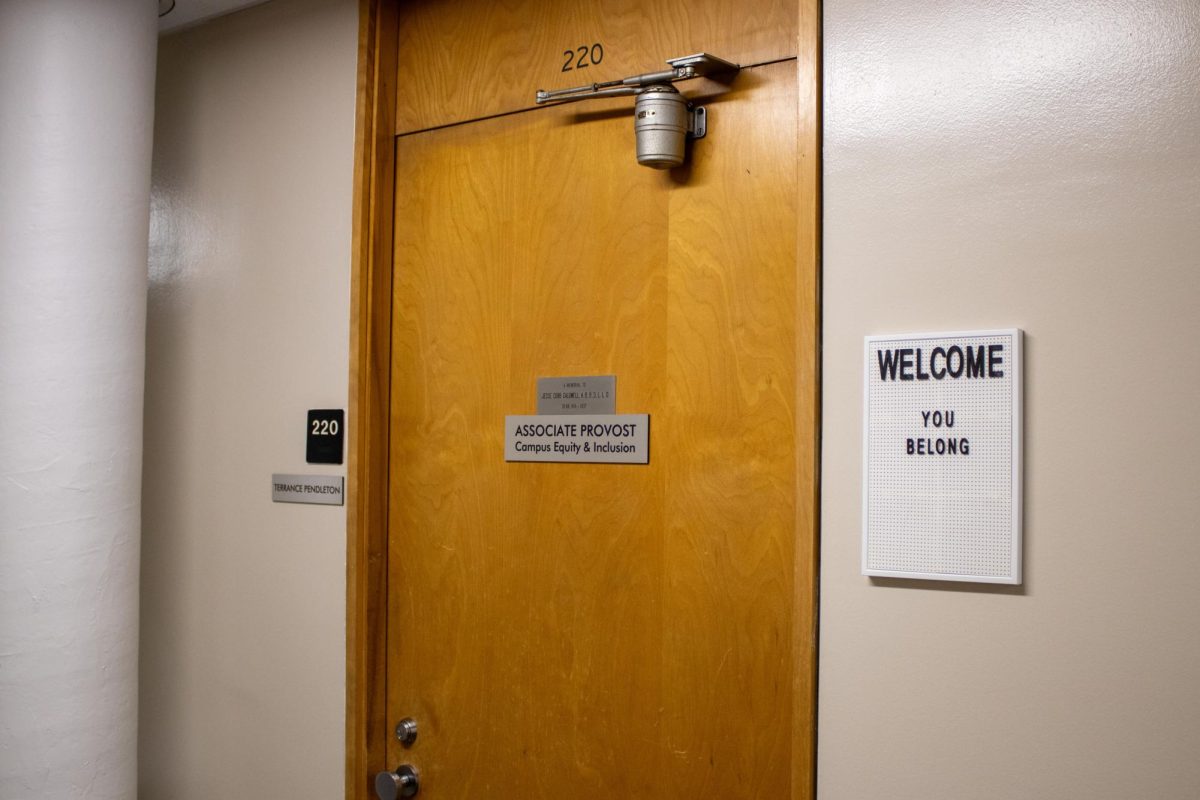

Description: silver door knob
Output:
[374,764,420,799]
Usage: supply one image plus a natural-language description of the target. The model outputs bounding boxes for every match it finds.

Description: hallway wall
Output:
[820,1,1200,797]
[139,0,357,797]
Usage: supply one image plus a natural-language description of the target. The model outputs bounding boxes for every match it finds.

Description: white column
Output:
[0,1,157,797]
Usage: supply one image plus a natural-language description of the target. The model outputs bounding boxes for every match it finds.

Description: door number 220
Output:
[562,43,604,72]
[311,418,339,435]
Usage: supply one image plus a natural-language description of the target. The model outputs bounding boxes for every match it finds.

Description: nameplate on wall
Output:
[862,329,1022,584]
[272,474,344,506]
[505,414,649,464]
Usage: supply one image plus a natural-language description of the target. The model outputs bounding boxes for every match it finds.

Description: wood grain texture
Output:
[660,60,799,798]
[792,5,822,798]
[388,98,669,797]
[394,0,799,133]
[346,1,398,798]
[387,53,815,797]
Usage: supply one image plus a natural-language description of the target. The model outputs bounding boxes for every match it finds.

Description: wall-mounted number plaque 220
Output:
[862,329,1023,584]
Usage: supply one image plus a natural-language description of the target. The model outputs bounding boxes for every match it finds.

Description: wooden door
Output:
[380,3,817,797]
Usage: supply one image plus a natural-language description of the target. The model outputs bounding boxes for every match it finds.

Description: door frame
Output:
[345,2,397,798]
[344,1,822,798]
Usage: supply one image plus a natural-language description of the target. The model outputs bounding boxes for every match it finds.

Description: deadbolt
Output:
[394,717,418,746]
[374,764,419,799]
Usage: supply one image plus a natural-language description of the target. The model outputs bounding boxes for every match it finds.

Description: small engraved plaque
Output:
[271,473,344,506]
[536,375,616,415]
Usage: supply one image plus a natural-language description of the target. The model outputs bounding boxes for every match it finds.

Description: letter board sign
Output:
[863,329,1022,584]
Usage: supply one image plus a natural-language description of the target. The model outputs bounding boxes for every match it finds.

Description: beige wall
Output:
[140,0,356,797]
[820,1,1200,797]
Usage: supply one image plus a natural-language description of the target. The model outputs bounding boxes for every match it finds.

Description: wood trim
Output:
[793,2,822,798]
[346,1,397,798]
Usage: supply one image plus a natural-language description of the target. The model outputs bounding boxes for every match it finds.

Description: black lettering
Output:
[900,349,915,381]
[947,438,958,454]
[906,438,915,454]
[945,410,954,428]
[930,347,946,379]
[877,349,901,381]
[916,348,930,380]
[931,411,943,427]
[966,346,985,378]
[988,344,1005,377]
[921,410,931,427]
[947,346,964,378]
[935,438,946,454]
[562,43,605,72]
[961,438,970,455]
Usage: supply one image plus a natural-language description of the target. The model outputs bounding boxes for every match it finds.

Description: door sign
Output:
[306,408,345,464]
[863,329,1023,584]
[505,414,649,464]
[536,375,616,415]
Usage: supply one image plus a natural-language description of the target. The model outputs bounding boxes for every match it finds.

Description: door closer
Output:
[535,53,741,169]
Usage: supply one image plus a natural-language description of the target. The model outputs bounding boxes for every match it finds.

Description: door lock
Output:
[394,717,418,746]
[535,53,740,169]
[375,764,420,799]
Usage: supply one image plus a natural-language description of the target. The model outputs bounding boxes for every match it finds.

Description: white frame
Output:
[861,328,1023,584]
